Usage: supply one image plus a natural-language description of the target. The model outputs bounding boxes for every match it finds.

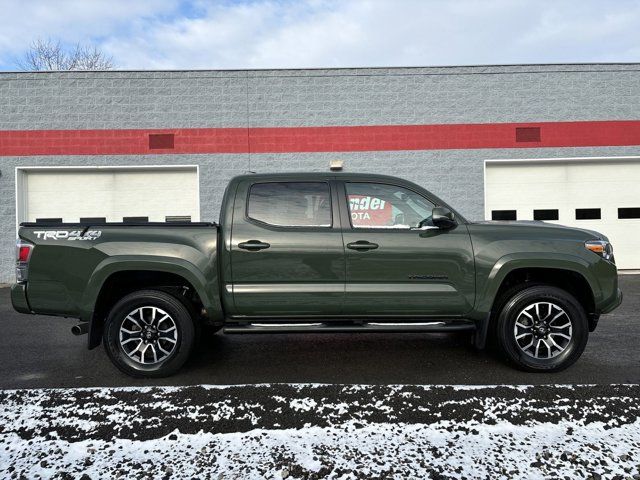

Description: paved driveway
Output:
[0,275,638,389]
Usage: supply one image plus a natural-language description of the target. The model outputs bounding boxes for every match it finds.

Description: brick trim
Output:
[1,120,640,156]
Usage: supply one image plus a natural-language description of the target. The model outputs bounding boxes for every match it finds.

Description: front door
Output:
[230,179,345,316]
[339,181,475,316]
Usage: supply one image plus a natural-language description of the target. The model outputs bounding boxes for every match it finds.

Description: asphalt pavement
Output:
[1,275,638,389]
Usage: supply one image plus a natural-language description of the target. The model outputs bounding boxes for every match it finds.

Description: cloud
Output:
[1,0,639,70]
[0,0,176,68]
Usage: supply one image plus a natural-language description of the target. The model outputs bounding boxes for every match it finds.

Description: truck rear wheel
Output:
[496,285,588,372]
[103,289,196,378]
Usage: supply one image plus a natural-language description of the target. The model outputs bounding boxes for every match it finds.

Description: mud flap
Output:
[473,312,492,350]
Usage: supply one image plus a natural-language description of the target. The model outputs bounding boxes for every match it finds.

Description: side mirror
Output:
[432,206,456,229]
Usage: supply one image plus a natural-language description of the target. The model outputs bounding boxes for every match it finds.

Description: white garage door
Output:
[485,158,640,269]
[19,167,199,224]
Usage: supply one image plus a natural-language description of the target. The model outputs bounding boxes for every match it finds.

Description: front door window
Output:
[345,182,434,229]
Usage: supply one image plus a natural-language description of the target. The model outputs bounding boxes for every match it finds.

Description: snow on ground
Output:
[0,384,638,479]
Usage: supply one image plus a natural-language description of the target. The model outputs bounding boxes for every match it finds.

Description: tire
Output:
[495,285,588,372]
[103,289,196,378]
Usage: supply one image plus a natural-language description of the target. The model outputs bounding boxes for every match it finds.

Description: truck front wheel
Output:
[496,285,589,372]
[103,289,196,377]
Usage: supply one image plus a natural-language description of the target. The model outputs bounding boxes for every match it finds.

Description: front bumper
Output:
[600,287,623,315]
[11,283,32,314]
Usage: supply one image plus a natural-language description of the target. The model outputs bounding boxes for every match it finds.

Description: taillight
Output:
[15,240,33,283]
[18,245,32,262]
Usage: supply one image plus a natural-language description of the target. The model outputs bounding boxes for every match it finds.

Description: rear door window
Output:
[247,182,332,227]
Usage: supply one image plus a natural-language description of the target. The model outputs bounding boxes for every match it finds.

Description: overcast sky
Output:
[1,0,639,71]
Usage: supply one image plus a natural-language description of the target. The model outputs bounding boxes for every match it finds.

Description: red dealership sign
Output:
[348,195,392,227]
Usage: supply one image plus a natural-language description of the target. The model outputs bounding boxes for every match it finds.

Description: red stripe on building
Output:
[1,120,640,156]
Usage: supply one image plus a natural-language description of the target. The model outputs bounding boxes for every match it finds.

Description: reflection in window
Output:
[248,182,331,227]
[346,183,434,229]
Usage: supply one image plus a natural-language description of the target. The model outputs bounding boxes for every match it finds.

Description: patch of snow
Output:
[290,397,318,412]
[1,420,638,479]
[0,384,638,479]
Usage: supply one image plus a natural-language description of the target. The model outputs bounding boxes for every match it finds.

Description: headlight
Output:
[585,240,614,262]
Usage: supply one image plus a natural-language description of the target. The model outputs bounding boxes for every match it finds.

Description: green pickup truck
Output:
[12,172,622,377]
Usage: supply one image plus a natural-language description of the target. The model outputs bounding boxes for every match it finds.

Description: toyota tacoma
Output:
[12,173,622,377]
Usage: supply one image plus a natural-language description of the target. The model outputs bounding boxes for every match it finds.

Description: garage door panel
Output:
[114,171,194,189]
[486,160,640,269]
[566,163,632,182]
[488,164,569,184]
[28,172,115,192]
[23,168,199,223]
[27,191,114,220]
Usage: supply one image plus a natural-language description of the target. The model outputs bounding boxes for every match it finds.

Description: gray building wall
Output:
[1,64,640,282]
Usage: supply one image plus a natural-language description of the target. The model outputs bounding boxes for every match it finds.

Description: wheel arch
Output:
[82,258,222,349]
[489,267,595,319]
[478,254,597,314]
[473,255,598,349]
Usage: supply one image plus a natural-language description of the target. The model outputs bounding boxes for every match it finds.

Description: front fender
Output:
[475,252,598,315]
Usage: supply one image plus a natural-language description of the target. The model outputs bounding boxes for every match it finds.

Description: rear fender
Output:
[81,256,221,348]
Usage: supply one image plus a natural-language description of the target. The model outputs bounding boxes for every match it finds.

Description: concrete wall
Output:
[3,65,640,130]
[1,64,640,282]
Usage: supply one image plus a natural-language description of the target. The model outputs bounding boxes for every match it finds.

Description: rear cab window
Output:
[247,182,332,227]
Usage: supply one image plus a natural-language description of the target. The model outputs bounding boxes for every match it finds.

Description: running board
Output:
[223,320,476,334]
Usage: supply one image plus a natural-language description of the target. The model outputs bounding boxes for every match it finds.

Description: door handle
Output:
[347,240,379,251]
[238,240,271,251]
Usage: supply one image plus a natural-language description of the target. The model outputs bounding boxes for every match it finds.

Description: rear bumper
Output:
[11,283,32,314]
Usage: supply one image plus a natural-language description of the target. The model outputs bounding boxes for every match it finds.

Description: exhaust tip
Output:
[71,323,88,336]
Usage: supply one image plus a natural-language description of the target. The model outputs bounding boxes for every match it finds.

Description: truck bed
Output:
[14,222,221,329]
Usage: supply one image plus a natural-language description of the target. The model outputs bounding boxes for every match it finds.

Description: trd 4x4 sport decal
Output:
[33,230,102,241]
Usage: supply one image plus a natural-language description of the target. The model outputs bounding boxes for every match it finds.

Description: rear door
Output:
[339,180,475,316]
[229,178,345,316]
